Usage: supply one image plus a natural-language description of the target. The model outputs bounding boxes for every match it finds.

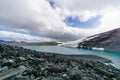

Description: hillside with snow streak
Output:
[78,28,120,52]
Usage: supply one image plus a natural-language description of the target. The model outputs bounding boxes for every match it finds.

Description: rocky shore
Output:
[0,44,119,80]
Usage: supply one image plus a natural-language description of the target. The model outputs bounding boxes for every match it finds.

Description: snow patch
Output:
[92,47,104,51]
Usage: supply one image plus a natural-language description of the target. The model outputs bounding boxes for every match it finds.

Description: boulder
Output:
[47,65,63,73]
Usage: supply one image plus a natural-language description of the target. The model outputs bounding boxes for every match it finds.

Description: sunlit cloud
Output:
[0,0,120,41]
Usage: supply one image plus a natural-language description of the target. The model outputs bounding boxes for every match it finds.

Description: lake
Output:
[23,45,120,69]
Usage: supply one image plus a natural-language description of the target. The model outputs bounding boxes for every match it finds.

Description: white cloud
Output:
[0,31,54,42]
[54,0,120,34]
[0,0,86,41]
[98,7,120,30]
[0,0,120,41]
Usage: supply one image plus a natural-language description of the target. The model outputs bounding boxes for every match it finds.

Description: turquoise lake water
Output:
[23,46,120,69]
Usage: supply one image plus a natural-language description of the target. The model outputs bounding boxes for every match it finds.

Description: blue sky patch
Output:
[64,15,101,28]
[48,0,55,9]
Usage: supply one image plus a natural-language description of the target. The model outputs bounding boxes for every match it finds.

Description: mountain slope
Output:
[78,28,120,52]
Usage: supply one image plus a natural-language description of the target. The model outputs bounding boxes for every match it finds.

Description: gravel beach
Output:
[0,44,119,80]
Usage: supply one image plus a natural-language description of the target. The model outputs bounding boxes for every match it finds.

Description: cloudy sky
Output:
[0,0,120,42]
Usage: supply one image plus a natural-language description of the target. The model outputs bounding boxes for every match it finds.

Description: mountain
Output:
[78,28,120,52]
[9,41,60,46]
[0,40,25,44]
[0,40,17,44]
[0,39,60,46]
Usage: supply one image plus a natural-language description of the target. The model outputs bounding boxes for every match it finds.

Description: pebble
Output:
[0,44,119,80]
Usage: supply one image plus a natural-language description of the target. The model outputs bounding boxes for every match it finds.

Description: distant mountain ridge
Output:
[8,41,60,46]
[78,28,120,52]
[0,39,60,46]
[0,40,25,44]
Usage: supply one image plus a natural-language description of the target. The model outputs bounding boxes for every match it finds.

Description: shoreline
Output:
[39,52,112,63]
[0,44,119,80]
